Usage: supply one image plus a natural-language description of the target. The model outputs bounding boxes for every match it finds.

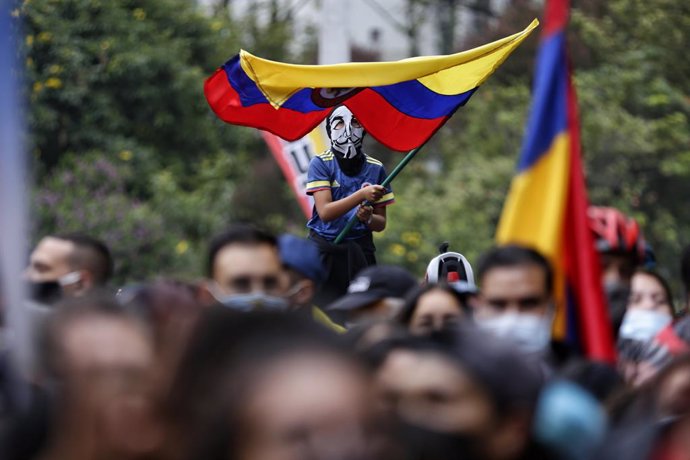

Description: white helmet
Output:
[424,242,477,294]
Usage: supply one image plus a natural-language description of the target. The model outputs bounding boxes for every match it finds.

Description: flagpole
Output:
[333,142,426,244]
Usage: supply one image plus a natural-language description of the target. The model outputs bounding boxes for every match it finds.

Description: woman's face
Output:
[236,352,383,460]
[409,289,464,336]
[374,349,493,435]
[627,272,673,317]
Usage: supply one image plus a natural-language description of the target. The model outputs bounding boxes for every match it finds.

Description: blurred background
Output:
[16,0,690,289]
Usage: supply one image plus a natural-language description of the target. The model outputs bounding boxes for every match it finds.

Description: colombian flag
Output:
[204,20,538,152]
[496,1,615,361]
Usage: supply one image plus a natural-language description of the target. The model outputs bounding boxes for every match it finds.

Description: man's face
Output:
[26,237,74,283]
[58,315,157,456]
[475,265,551,319]
[212,243,286,296]
[375,349,494,435]
[237,353,381,460]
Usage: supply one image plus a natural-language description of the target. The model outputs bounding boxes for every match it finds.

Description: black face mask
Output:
[334,148,366,176]
[395,420,482,460]
[27,280,63,305]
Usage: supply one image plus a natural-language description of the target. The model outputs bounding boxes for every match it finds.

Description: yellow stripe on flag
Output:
[496,133,570,338]
[240,19,539,107]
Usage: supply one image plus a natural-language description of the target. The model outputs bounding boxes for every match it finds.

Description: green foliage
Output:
[22,0,690,288]
[21,0,300,282]
[22,0,244,173]
[376,85,530,274]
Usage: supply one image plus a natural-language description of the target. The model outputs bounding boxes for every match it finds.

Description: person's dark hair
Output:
[38,291,147,380]
[369,326,543,416]
[206,224,278,277]
[680,245,690,301]
[559,359,624,403]
[477,245,553,295]
[632,268,677,316]
[397,283,468,326]
[55,233,113,285]
[166,309,357,460]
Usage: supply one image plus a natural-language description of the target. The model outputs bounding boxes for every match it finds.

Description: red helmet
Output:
[587,206,645,260]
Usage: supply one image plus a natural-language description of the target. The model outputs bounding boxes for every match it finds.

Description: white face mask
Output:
[58,271,82,287]
[476,312,552,355]
[618,309,672,342]
[328,106,364,159]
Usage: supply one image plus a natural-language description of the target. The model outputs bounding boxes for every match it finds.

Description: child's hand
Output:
[360,185,385,202]
[357,204,374,223]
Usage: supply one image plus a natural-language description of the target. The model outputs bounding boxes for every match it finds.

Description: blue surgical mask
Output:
[533,380,607,460]
[215,292,289,312]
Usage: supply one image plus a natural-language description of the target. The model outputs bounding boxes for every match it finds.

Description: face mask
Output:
[618,309,671,342]
[328,106,364,159]
[27,280,63,305]
[215,292,289,312]
[476,312,552,354]
[395,420,482,460]
[533,380,607,460]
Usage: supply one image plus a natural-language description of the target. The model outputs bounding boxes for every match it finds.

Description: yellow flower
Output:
[401,231,421,247]
[390,243,406,257]
[48,64,63,74]
[37,32,52,43]
[45,77,62,89]
[26,35,33,46]
[33,81,43,93]
[132,8,146,20]
[26,57,34,67]
[175,240,189,255]
[118,150,133,161]
[211,20,223,31]
[406,252,418,263]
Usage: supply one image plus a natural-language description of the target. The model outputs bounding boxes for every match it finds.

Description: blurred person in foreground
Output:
[472,245,560,363]
[596,355,690,460]
[165,309,397,460]
[205,224,289,311]
[35,293,159,460]
[588,206,646,337]
[25,233,113,302]
[115,280,204,399]
[326,264,417,328]
[372,327,553,460]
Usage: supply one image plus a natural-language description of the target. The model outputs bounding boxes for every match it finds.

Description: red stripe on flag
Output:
[563,59,616,363]
[543,0,569,37]
[345,89,450,152]
[204,68,329,141]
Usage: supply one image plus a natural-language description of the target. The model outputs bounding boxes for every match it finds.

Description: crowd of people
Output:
[2,108,689,460]
[2,206,690,460]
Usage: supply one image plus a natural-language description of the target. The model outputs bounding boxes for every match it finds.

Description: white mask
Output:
[476,312,552,355]
[58,271,82,287]
[328,106,364,159]
[619,309,672,342]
